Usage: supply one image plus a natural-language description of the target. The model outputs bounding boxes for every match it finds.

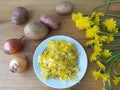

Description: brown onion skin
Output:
[3,37,23,55]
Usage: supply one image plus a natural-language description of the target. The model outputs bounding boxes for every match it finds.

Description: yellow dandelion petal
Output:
[94,45,102,54]
[106,34,114,43]
[92,71,101,80]
[90,12,96,19]
[96,12,104,17]
[98,35,107,42]
[113,28,119,34]
[94,37,103,47]
[113,76,120,85]
[103,18,116,32]
[101,49,112,59]
[90,12,104,25]
[90,52,98,62]
[85,40,94,46]
[86,25,99,38]
[72,13,82,21]
[94,17,100,25]
[96,60,105,70]
[101,73,109,81]
[76,16,91,30]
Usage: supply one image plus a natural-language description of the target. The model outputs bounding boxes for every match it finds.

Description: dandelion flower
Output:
[72,13,82,21]
[96,12,104,17]
[106,34,114,43]
[90,12,96,19]
[96,60,105,70]
[113,76,120,85]
[94,45,102,54]
[90,12,104,25]
[101,73,109,81]
[86,25,99,38]
[103,18,116,32]
[101,49,112,59]
[92,71,101,80]
[98,35,107,43]
[92,70,109,81]
[75,15,91,30]
[85,40,94,46]
[90,52,98,62]
[113,28,118,34]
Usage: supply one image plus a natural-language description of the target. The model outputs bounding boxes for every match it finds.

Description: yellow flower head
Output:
[72,13,82,21]
[92,71,101,80]
[94,45,102,54]
[86,25,99,38]
[90,12,104,25]
[106,34,114,43]
[101,73,109,81]
[113,28,119,34]
[92,71,109,81]
[85,40,94,46]
[90,52,98,62]
[101,49,112,59]
[76,16,91,30]
[98,35,107,43]
[113,76,120,85]
[96,60,105,70]
[72,13,91,30]
[96,12,104,17]
[103,18,116,32]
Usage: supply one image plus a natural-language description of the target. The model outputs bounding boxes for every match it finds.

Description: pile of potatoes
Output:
[11,1,73,40]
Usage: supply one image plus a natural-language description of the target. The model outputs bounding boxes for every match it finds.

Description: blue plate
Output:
[33,35,88,89]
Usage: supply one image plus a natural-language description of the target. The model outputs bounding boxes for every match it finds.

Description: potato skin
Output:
[56,2,73,15]
[24,21,49,40]
[11,7,29,25]
[40,15,60,30]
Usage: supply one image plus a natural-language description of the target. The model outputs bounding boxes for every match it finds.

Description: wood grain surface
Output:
[0,0,120,90]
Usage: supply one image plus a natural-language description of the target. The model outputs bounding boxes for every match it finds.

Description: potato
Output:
[40,15,60,30]
[56,2,73,15]
[24,21,49,40]
[11,7,29,25]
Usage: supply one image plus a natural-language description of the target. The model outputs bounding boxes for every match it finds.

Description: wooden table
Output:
[0,0,119,90]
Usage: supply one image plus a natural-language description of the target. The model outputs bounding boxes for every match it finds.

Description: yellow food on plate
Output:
[38,40,80,81]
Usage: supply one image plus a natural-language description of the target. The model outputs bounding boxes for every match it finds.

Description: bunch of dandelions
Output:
[72,12,120,90]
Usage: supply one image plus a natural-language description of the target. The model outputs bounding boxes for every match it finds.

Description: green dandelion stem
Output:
[99,31,120,36]
[115,32,120,36]
[108,46,120,51]
[113,65,118,75]
[104,0,111,14]
[91,0,120,13]
[108,60,114,87]
[98,31,111,35]
[104,50,120,64]
[105,14,120,18]
[111,39,120,43]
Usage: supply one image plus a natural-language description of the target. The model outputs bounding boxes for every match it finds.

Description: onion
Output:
[9,56,28,73]
[3,36,24,55]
